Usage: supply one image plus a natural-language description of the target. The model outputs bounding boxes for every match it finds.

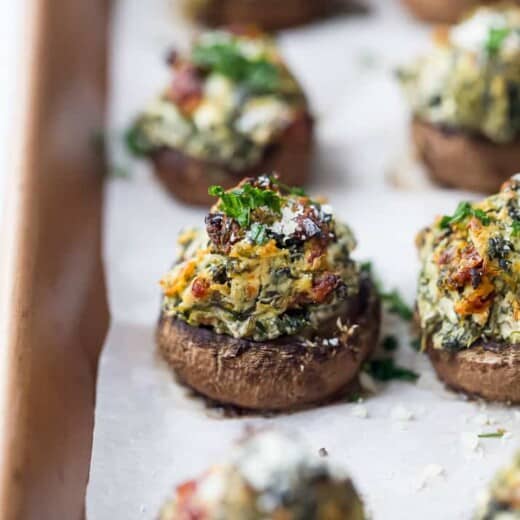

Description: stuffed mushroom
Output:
[475,451,520,519]
[182,0,342,31]
[399,5,520,193]
[159,430,366,520]
[127,28,313,206]
[157,175,380,411]
[401,0,517,24]
[416,175,520,403]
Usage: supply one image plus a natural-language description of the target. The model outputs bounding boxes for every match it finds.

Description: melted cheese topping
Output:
[399,5,520,143]
[417,176,520,350]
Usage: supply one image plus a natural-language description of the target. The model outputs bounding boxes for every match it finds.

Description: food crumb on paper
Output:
[352,404,369,419]
[415,464,445,491]
[391,404,414,422]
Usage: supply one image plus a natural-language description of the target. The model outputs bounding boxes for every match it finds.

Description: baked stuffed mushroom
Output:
[157,175,380,411]
[401,0,514,24]
[127,28,313,206]
[182,0,342,31]
[416,175,520,403]
[159,430,366,520]
[399,5,520,193]
[475,452,520,519]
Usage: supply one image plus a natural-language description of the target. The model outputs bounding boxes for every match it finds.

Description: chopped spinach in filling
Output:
[160,175,361,341]
[399,6,520,143]
[417,175,520,351]
[127,29,307,170]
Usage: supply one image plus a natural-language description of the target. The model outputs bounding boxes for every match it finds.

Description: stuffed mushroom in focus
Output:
[127,28,313,206]
[416,175,520,402]
[157,175,380,411]
[159,430,366,520]
[399,5,520,193]
[476,452,520,519]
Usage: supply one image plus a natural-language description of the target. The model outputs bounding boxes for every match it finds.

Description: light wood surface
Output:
[0,1,109,518]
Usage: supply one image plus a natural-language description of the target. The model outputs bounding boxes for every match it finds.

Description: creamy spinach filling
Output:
[160,176,361,341]
[127,30,306,170]
[417,176,520,351]
[399,6,520,143]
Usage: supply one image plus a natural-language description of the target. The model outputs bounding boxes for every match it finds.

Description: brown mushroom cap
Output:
[401,0,484,24]
[427,341,520,403]
[157,277,381,411]
[151,113,314,206]
[412,119,520,194]
[183,0,342,31]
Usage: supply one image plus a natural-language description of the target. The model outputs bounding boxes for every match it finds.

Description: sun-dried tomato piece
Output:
[205,213,242,253]
[191,277,210,299]
[447,245,485,290]
[169,62,203,114]
[311,272,342,303]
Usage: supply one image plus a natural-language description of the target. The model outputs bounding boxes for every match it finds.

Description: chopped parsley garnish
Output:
[382,335,399,352]
[486,28,510,57]
[380,289,414,321]
[360,261,372,274]
[269,176,306,196]
[209,183,281,227]
[439,201,491,229]
[192,41,281,94]
[248,223,268,245]
[125,123,154,156]
[358,261,413,321]
[478,429,506,439]
[364,359,419,383]
[512,220,520,237]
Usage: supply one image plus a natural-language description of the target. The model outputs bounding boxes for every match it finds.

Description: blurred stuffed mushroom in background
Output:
[416,175,520,403]
[181,0,346,31]
[159,430,366,520]
[156,175,381,411]
[126,28,313,206]
[401,0,519,24]
[475,451,520,519]
[399,5,520,193]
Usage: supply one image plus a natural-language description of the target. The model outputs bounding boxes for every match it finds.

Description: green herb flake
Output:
[360,261,372,274]
[208,183,282,228]
[125,123,154,156]
[486,28,510,57]
[410,338,421,351]
[439,201,491,229]
[512,221,520,237]
[364,359,419,383]
[381,289,414,321]
[269,176,306,196]
[249,223,268,245]
[192,41,281,94]
[478,429,506,439]
[382,335,399,352]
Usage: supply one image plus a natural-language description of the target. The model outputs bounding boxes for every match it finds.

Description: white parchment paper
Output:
[86,1,520,518]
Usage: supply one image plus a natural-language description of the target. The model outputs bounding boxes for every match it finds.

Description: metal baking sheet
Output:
[86,1,519,518]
